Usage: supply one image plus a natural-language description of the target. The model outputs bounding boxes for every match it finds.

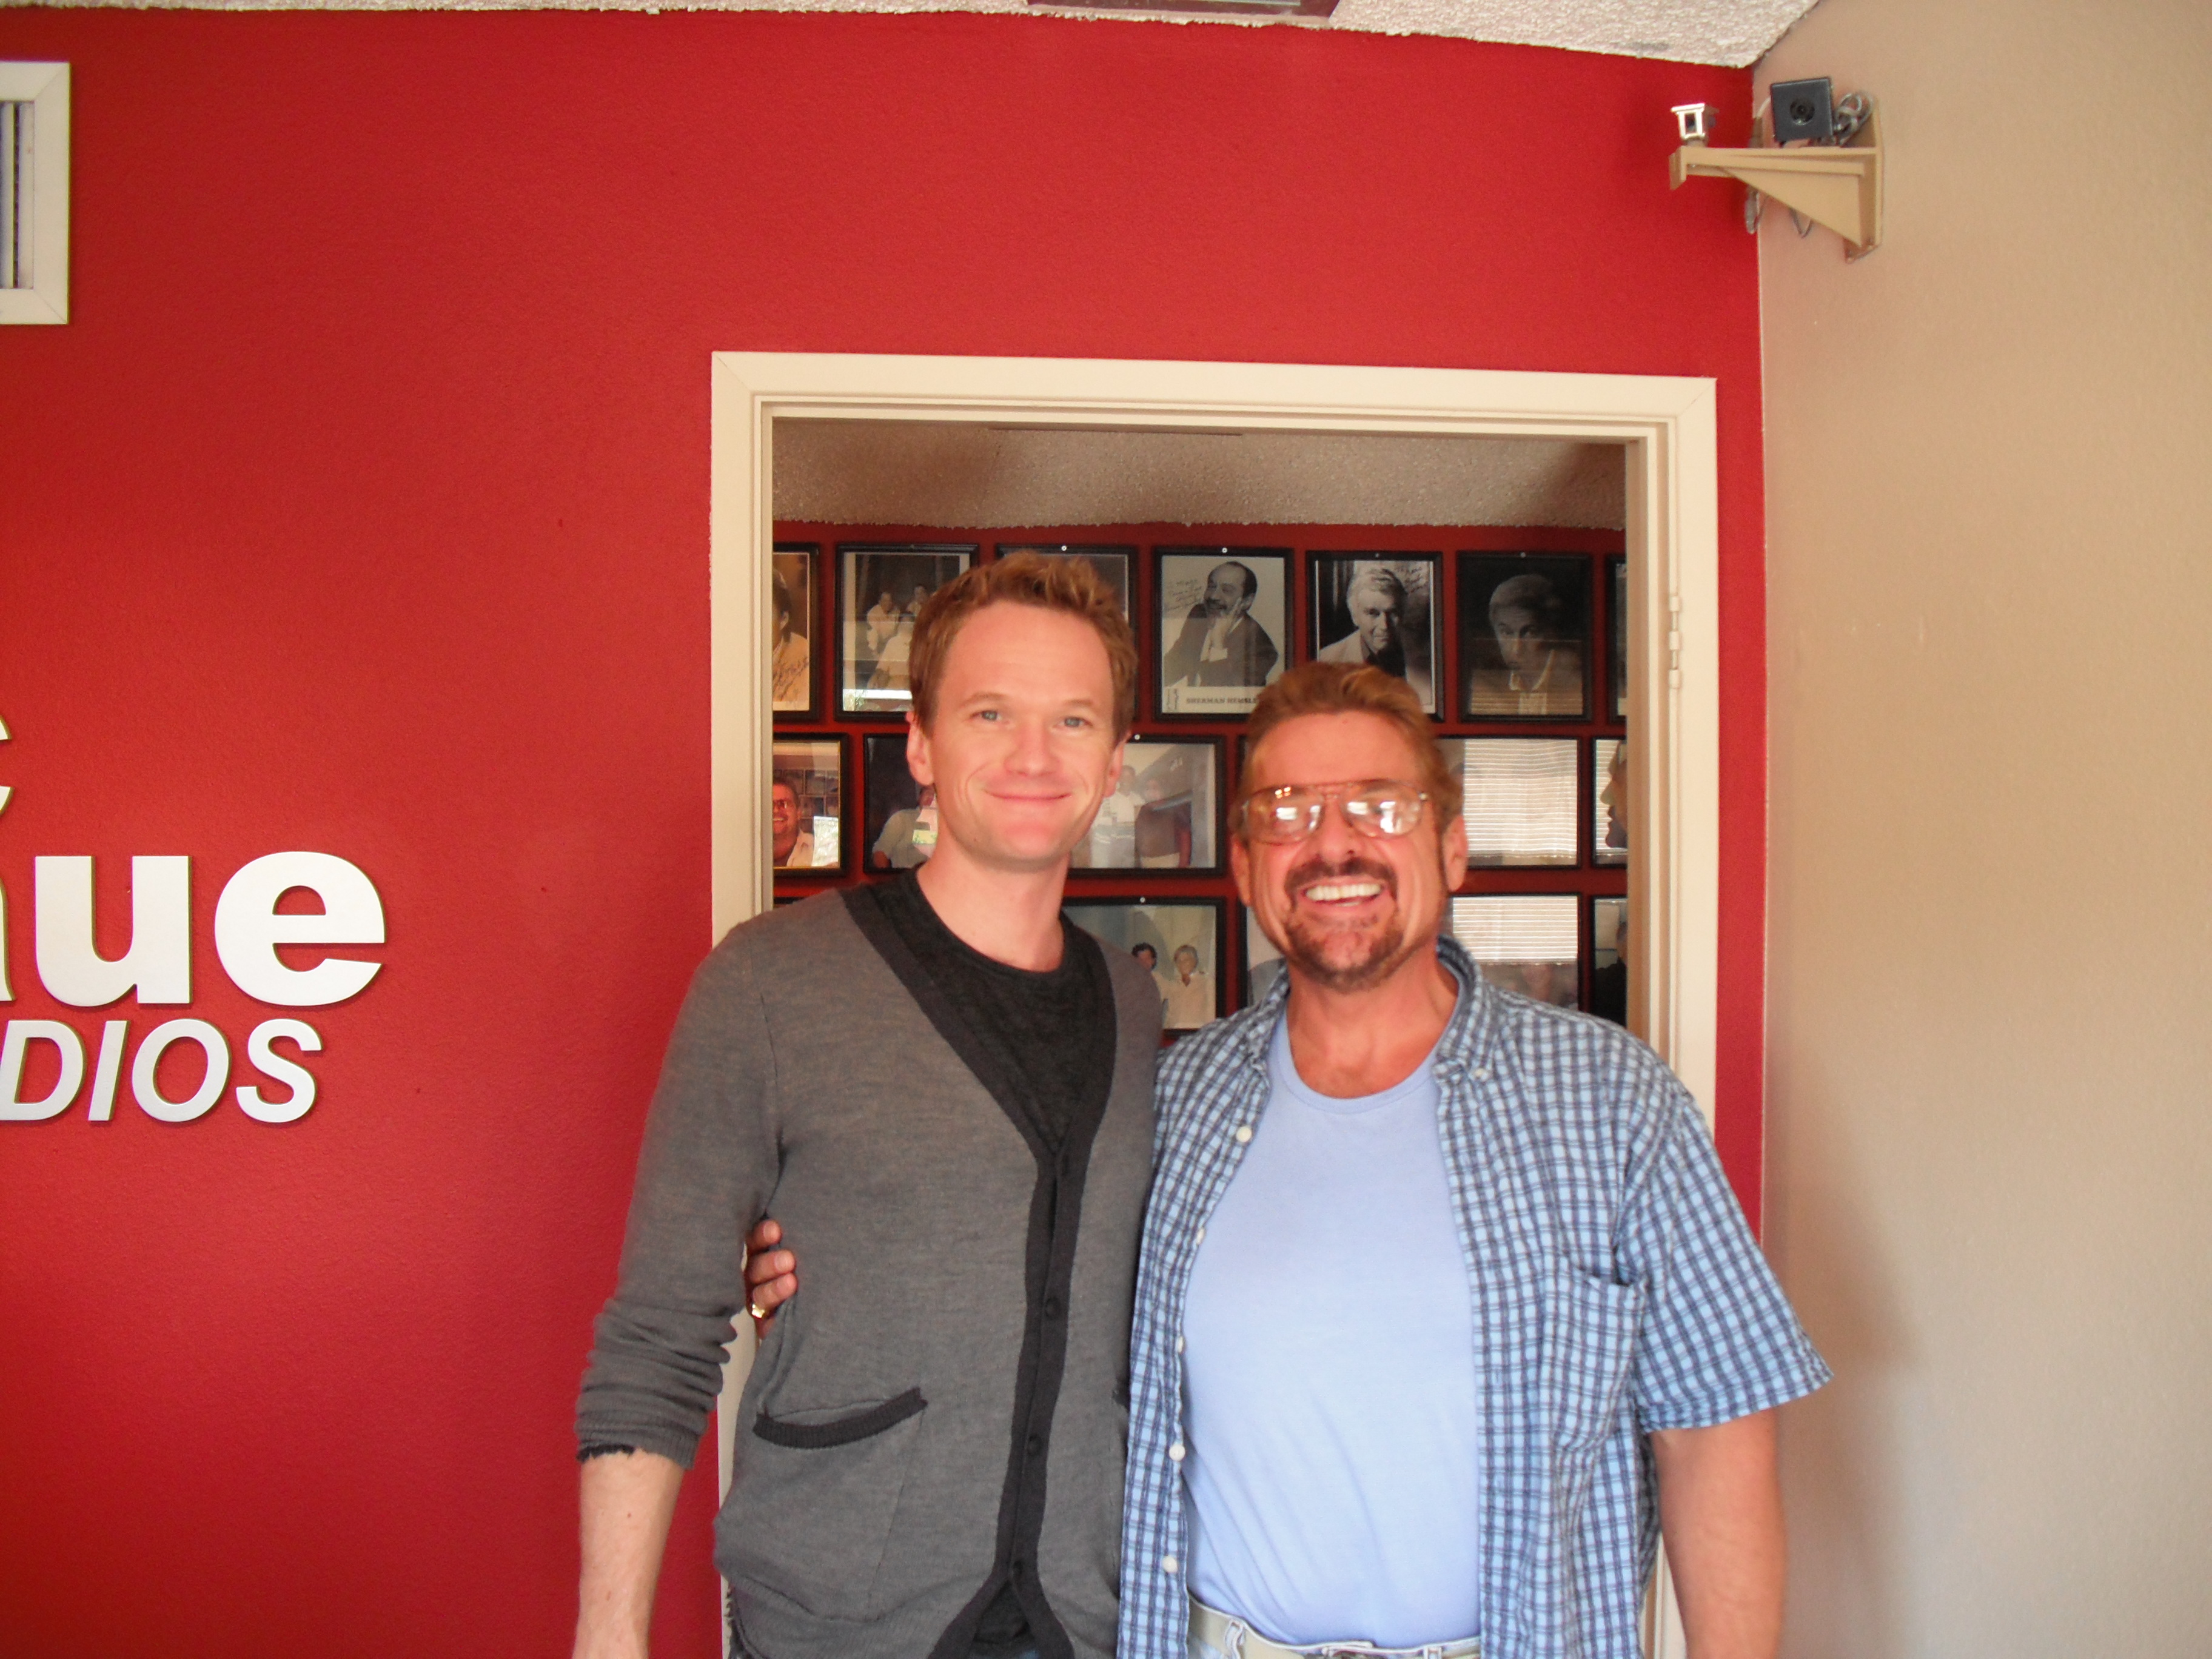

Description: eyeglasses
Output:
[1235,780,1430,843]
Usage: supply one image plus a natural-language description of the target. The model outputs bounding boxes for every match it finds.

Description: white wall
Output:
[1758,2,2212,1654]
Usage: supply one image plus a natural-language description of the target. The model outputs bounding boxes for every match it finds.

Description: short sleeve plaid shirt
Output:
[1117,936,1829,1659]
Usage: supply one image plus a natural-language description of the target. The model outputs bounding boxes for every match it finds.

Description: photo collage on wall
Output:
[770,532,1632,1035]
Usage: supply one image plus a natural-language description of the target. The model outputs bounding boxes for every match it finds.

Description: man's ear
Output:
[905,711,935,789]
[1440,809,1470,892]
[1228,834,1254,907]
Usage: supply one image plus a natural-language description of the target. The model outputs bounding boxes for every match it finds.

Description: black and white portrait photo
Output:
[1074,738,1221,873]
[771,737,843,873]
[772,544,816,717]
[1609,555,1629,721]
[1155,548,1288,717]
[1441,737,1580,868]
[1458,552,1592,721]
[1064,899,1224,1031]
[861,732,937,871]
[838,543,976,717]
[1310,552,1439,713]
[1594,738,1627,866]
[997,544,1134,620]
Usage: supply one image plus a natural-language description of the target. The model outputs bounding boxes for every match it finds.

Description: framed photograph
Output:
[1064,897,1225,1033]
[1450,894,1581,1010]
[1607,555,1628,722]
[1241,906,1285,1009]
[1594,739,1627,866]
[1458,552,1592,722]
[861,732,937,871]
[1440,737,1579,868]
[771,737,845,874]
[1590,896,1628,1027]
[837,543,976,717]
[1155,547,1290,717]
[997,544,1134,620]
[1075,737,1222,874]
[772,543,818,718]
[1308,552,1441,714]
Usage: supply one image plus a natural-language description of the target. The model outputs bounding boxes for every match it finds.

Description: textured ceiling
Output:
[44,0,1824,68]
[773,420,1627,529]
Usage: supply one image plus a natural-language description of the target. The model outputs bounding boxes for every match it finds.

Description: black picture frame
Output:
[1307,551,1442,716]
[860,731,935,873]
[1064,896,1227,1033]
[770,734,848,876]
[1072,737,1224,875]
[1153,546,1291,719]
[1449,893,1583,1010]
[996,543,1135,621]
[772,542,819,720]
[1607,555,1628,722]
[1239,903,1285,1010]
[1439,736,1581,868]
[1593,738,1627,866]
[836,543,976,719]
[1589,896,1629,1027]
[1456,552,1594,722]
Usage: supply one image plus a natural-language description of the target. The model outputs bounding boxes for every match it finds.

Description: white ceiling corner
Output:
[42,0,1826,70]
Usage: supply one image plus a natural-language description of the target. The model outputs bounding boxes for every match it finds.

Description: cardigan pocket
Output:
[722,1392,928,1621]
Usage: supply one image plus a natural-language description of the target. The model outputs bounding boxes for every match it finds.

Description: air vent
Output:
[0,62,68,326]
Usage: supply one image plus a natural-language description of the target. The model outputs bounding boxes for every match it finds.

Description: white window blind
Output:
[1450,738,1579,866]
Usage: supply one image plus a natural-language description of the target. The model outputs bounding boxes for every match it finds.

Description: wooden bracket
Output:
[1671,101,1882,257]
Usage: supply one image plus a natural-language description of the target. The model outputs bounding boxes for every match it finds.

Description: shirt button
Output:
[1473,1066,1492,1080]
[1175,1335,1186,1355]
[1168,1442,1185,1462]
[1162,1555,1179,1574]
[1233,1125,1253,1144]
[1194,1226,1206,1246]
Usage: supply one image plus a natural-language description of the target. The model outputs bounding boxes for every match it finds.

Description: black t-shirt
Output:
[867,873,1116,1656]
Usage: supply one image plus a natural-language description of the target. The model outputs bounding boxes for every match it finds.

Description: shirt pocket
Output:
[1541,1264,1646,1457]
[720,1389,928,1621]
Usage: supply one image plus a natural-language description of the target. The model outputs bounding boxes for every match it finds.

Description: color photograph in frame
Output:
[1074,737,1222,873]
[996,544,1134,620]
[772,542,817,717]
[1155,548,1289,717]
[1064,897,1225,1032]
[1457,552,1592,721]
[771,736,844,874]
[861,731,936,871]
[1309,552,1440,714]
[837,543,976,717]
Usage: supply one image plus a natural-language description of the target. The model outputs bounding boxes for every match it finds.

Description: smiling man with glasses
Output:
[1116,661,1829,1659]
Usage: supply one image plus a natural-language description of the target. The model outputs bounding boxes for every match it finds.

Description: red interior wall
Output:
[0,12,1764,1656]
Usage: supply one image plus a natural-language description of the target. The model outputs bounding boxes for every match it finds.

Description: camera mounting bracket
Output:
[1670,98,1882,258]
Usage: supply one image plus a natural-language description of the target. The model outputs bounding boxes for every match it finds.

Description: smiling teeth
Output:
[1304,882,1383,901]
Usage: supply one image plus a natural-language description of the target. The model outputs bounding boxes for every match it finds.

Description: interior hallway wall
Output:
[1758,3,2212,1653]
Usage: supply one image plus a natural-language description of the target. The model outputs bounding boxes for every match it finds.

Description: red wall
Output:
[0,12,1763,1656]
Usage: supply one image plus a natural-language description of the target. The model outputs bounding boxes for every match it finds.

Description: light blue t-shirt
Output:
[1181,1011,1482,1649]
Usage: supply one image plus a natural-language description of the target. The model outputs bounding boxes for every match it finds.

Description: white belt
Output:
[1190,1595,1482,1659]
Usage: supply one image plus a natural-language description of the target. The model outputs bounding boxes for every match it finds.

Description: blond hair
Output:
[1238,662,1461,833]
[909,552,1139,736]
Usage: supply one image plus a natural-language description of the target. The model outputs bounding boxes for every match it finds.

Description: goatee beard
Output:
[1280,853,1412,993]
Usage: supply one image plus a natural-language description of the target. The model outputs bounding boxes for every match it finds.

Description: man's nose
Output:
[1308,795,1365,859]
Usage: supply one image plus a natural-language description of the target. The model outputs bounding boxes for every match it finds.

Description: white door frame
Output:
[706,350,1720,1658]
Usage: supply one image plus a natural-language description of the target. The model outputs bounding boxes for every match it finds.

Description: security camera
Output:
[1671,102,1713,143]
[1769,77,1835,143]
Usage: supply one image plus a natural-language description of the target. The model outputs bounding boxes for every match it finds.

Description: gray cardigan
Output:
[577,889,1161,1659]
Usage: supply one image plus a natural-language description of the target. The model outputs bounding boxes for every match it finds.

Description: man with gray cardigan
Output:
[573,554,1161,1659]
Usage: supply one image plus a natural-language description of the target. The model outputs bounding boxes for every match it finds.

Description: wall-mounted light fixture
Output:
[1669,76,1882,258]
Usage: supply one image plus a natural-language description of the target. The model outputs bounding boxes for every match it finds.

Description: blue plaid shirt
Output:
[1118,937,1829,1659]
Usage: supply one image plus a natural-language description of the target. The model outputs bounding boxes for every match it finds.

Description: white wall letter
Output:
[1,1020,85,1122]
[236,1019,321,1125]
[87,1020,128,1122]
[214,853,384,1007]
[132,1019,229,1124]
[35,856,192,1007]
